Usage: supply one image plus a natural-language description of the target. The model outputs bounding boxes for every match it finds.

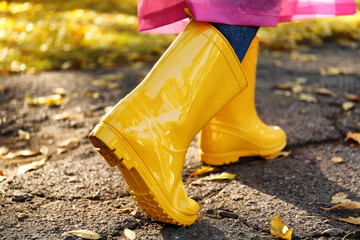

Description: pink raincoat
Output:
[138,0,357,33]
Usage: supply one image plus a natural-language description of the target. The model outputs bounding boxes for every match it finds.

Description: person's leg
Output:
[211,23,259,62]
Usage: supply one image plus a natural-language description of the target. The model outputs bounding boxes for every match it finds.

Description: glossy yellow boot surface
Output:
[199,36,286,166]
[89,20,247,225]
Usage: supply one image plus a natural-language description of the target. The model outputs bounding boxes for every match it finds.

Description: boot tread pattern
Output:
[89,132,183,226]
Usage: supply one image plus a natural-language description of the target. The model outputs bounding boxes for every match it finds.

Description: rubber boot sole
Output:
[200,141,287,166]
[89,122,197,226]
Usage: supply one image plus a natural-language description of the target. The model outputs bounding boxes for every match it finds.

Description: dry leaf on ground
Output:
[1,149,40,160]
[57,137,80,154]
[18,129,30,140]
[190,166,216,177]
[0,84,6,94]
[320,66,347,76]
[344,93,360,102]
[297,93,318,103]
[0,146,9,156]
[331,192,351,204]
[262,151,291,161]
[25,93,68,106]
[202,172,236,181]
[342,102,356,111]
[270,213,293,240]
[290,51,317,62]
[346,132,360,145]
[331,156,344,164]
[50,112,86,121]
[321,202,360,211]
[0,170,6,182]
[334,217,360,226]
[66,229,101,239]
[321,192,360,211]
[315,88,336,97]
[124,228,136,240]
[17,158,46,175]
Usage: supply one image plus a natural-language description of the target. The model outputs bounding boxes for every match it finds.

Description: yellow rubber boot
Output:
[199,36,286,166]
[89,20,248,225]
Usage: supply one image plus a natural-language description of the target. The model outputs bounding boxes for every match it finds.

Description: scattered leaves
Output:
[331,156,344,164]
[18,129,30,140]
[344,93,360,102]
[57,137,80,154]
[262,151,291,161]
[25,93,68,106]
[334,217,360,226]
[202,172,236,181]
[346,132,360,145]
[190,166,216,177]
[315,88,336,97]
[17,158,46,175]
[342,102,356,111]
[124,228,136,240]
[270,213,293,240]
[66,229,101,239]
[297,93,317,103]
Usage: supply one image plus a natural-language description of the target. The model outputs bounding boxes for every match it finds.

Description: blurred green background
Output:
[0,0,359,74]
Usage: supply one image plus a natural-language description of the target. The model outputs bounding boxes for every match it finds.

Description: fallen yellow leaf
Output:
[321,192,360,211]
[57,137,80,154]
[270,213,293,240]
[346,132,360,145]
[18,129,30,140]
[315,88,336,97]
[124,228,136,240]
[50,112,86,121]
[344,93,360,102]
[203,172,236,181]
[25,92,68,106]
[0,84,6,94]
[0,170,6,182]
[290,51,317,62]
[0,146,9,156]
[275,82,296,90]
[334,217,360,226]
[331,156,344,164]
[117,208,134,213]
[331,192,351,204]
[342,102,356,111]
[320,66,347,76]
[17,158,46,175]
[297,93,317,103]
[262,151,291,161]
[291,84,303,94]
[1,149,40,160]
[66,229,101,239]
[190,166,216,177]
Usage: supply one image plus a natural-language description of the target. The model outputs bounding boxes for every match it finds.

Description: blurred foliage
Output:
[0,0,174,74]
[0,0,359,74]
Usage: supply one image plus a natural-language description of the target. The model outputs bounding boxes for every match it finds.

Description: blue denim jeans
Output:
[211,23,259,63]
